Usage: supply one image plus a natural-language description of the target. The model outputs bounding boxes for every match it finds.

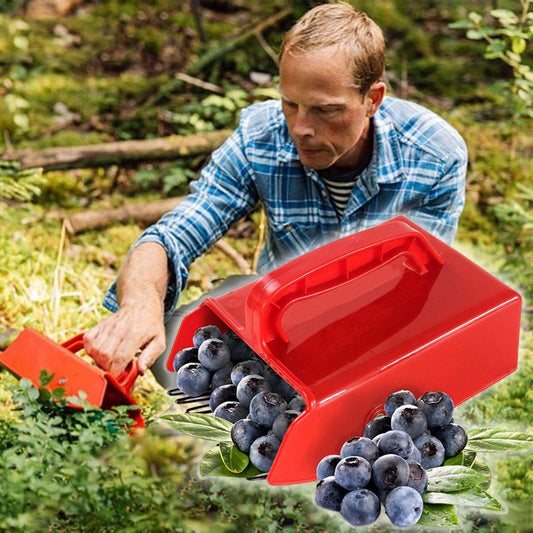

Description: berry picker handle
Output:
[247,219,443,345]
[61,333,141,393]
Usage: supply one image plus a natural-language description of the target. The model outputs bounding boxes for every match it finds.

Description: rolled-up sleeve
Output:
[103,118,259,321]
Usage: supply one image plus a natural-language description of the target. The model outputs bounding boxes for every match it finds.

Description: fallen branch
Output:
[63,197,185,234]
[214,240,252,275]
[63,197,252,274]
[3,130,232,171]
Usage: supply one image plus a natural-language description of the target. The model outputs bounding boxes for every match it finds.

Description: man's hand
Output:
[84,241,170,377]
[84,302,166,377]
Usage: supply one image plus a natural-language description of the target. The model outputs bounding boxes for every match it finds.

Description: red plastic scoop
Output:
[0,328,144,429]
[165,216,522,485]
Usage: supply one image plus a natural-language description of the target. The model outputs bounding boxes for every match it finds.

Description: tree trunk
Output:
[3,130,232,171]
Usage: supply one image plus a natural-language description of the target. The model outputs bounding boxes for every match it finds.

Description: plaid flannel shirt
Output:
[104,96,467,319]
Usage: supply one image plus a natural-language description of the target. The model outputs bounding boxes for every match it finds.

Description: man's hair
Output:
[280,2,385,95]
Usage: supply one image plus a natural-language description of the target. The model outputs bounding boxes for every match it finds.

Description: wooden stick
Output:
[175,73,225,94]
[213,240,251,275]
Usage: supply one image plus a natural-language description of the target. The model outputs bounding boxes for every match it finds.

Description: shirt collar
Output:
[275,98,405,183]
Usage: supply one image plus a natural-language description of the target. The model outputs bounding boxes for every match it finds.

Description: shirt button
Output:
[321,190,327,198]
[285,223,294,231]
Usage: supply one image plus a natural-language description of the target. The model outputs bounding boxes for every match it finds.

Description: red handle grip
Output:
[61,332,141,393]
[247,219,443,345]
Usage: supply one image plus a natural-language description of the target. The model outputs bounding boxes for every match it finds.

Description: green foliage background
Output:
[0,0,532,531]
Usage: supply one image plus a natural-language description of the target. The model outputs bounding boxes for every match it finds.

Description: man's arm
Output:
[409,147,468,245]
[84,242,169,376]
[85,106,260,377]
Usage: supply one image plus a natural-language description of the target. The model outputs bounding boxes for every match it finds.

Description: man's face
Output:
[279,47,384,171]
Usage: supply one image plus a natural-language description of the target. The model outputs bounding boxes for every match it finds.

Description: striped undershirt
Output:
[318,168,361,217]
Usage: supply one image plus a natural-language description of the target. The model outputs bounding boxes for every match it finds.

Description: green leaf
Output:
[423,488,505,511]
[466,29,485,40]
[448,20,470,30]
[466,428,533,452]
[427,466,486,492]
[512,37,527,55]
[468,11,483,25]
[417,503,460,528]
[490,9,518,24]
[159,413,233,442]
[200,448,263,478]
[219,442,249,474]
[443,451,491,489]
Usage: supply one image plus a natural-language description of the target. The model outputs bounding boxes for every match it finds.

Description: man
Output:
[84,3,467,386]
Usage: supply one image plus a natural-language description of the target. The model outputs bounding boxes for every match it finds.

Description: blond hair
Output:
[280,2,385,95]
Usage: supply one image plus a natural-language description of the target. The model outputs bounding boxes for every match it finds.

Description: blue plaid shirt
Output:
[104,96,467,319]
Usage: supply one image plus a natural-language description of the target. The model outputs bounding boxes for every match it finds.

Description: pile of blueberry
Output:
[314,389,468,528]
[174,325,304,472]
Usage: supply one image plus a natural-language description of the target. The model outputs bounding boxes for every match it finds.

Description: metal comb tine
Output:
[247,474,268,481]
[186,408,212,414]
[175,394,211,404]
[185,402,211,412]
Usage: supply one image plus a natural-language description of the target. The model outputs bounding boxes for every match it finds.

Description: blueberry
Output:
[213,401,248,424]
[236,374,271,408]
[288,394,306,412]
[385,486,424,527]
[432,423,468,458]
[413,434,445,469]
[172,347,198,372]
[372,433,384,447]
[378,430,414,459]
[231,419,265,454]
[417,391,454,428]
[406,460,428,494]
[249,434,281,472]
[222,330,255,363]
[198,338,231,371]
[391,404,428,439]
[193,325,222,348]
[272,409,300,440]
[209,384,237,412]
[230,360,266,386]
[340,437,379,464]
[262,366,283,390]
[384,390,416,417]
[408,445,422,463]
[334,456,372,490]
[314,476,348,511]
[372,454,410,491]
[277,379,297,402]
[176,362,211,397]
[364,416,391,439]
[249,391,287,428]
[340,488,381,526]
[211,362,233,389]
[316,454,342,480]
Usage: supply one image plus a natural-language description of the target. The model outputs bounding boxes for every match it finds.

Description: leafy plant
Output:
[0,160,43,201]
[450,0,533,161]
